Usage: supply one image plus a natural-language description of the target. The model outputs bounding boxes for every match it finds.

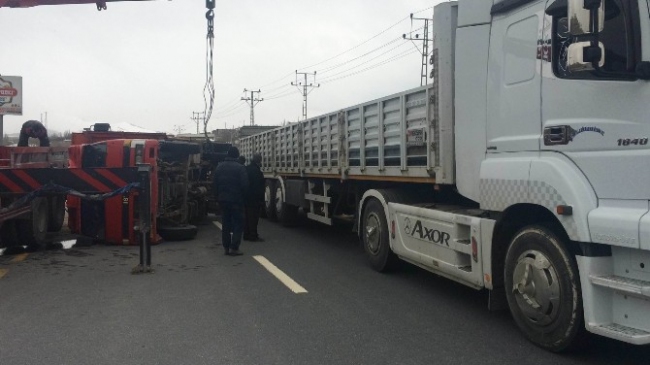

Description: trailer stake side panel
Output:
[240,85,453,184]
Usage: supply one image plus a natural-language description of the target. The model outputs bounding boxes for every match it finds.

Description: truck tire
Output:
[362,198,399,272]
[264,180,277,221]
[48,195,66,232]
[17,197,49,251]
[274,184,299,227]
[197,199,208,223]
[188,199,208,225]
[158,224,198,241]
[504,225,583,352]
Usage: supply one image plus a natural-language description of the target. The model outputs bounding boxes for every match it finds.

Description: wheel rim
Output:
[365,212,381,255]
[264,186,272,210]
[511,249,560,327]
[275,187,283,213]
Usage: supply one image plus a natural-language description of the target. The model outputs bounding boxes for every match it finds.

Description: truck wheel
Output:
[362,198,399,272]
[504,225,583,352]
[264,180,277,221]
[48,195,66,232]
[188,199,208,224]
[197,199,208,222]
[158,224,198,241]
[274,185,299,227]
[17,197,49,251]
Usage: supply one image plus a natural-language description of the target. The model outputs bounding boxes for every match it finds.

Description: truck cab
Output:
[455,0,650,351]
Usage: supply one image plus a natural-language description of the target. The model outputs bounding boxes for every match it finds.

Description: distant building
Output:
[211,125,279,145]
[235,125,279,140]
[174,133,214,142]
[211,129,238,143]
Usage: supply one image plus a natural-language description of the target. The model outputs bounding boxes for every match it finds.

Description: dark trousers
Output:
[244,202,261,239]
[220,202,244,250]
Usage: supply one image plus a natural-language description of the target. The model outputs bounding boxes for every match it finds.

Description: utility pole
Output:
[191,111,205,134]
[241,89,263,126]
[291,71,319,120]
[173,124,184,135]
[403,13,433,86]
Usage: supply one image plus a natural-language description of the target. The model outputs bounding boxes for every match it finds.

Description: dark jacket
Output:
[18,120,50,147]
[245,162,265,205]
[213,158,249,204]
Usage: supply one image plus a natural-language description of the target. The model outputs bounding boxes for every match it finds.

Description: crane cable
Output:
[203,0,216,139]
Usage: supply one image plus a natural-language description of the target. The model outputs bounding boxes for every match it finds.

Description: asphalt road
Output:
[1,215,649,365]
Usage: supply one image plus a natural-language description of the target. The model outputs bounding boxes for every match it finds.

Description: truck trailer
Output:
[238,0,650,351]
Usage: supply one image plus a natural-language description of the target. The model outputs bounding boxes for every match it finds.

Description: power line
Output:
[213,100,247,116]
[298,16,408,71]
[318,42,411,80]
[265,88,295,99]
[262,82,293,94]
[212,108,247,120]
[319,45,416,82]
[265,90,296,100]
[258,71,296,89]
[317,37,403,74]
[320,49,419,84]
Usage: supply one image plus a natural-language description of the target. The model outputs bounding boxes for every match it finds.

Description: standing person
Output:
[213,146,248,256]
[244,153,265,242]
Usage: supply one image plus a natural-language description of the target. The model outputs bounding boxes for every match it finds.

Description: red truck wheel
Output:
[48,195,66,232]
[18,197,49,251]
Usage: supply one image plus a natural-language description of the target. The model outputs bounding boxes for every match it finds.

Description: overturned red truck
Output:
[0,123,230,251]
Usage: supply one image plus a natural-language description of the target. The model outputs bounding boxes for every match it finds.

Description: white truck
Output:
[239,0,650,351]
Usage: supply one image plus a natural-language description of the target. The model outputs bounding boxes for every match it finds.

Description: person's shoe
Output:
[242,236,252,241]
[229,249,243,256]
[251,237,264,242]
[224,248,230,255]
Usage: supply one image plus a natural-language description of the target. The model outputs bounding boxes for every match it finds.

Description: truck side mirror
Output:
[566,41,605,72]
[568,0,604,35]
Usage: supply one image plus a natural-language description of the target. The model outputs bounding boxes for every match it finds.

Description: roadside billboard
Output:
[0,76,22,115]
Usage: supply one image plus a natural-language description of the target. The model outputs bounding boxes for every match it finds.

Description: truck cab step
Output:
[589,323,650,345]
[590,275,650,299]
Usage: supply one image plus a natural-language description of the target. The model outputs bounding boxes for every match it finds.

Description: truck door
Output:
[541,0,650,247]
[487,3,543,152]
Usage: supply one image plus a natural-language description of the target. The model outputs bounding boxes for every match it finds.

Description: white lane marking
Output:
[253,255,308,294]
[212,221,222,230]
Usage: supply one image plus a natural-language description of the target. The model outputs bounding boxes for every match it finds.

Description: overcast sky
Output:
[1,0,443,135]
